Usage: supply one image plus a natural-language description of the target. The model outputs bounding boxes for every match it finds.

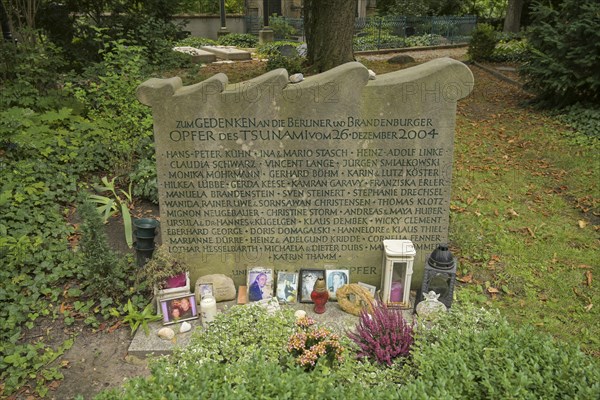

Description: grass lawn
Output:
[450,66,599,355]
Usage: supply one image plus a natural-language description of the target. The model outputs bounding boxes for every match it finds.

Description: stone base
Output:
[128,300,413,358]
[258,27,274,44]
[217,27,230,37]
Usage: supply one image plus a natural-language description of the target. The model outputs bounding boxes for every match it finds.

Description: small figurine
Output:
[415,290,447,318]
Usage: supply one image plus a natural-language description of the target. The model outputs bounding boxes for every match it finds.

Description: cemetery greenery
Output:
[0,1,599,398]
[95,304,599,399]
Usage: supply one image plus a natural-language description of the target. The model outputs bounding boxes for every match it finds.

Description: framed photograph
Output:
[276,271,299,304]
[299,269,325,303]
[197,282,214,300]
[358,282,377,297]
[160,293,198,325]
[326,269,350,300]
[247,267,274,302]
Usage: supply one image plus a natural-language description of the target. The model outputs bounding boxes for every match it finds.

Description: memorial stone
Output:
[136,58,474,287]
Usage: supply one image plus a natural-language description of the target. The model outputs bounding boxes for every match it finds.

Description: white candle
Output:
[200,296,217,328]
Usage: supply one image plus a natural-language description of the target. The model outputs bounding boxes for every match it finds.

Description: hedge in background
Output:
[522,0,600,107]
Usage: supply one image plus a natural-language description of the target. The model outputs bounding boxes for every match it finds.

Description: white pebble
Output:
[289,73,304,83]
[368,69,377,80]
[157,327,175,340]
[179,321,192,333]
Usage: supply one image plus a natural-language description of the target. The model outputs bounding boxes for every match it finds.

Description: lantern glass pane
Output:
[429,273,450,297]
[390,262,407,302]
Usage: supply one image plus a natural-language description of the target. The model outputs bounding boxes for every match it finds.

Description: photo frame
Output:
[197,282,214,300]
[326,269,350,300]
[276,271,299,304]
[247,267,274,302]
[299,269,325,303]
[358,282,377,297]
[160,293,198,325]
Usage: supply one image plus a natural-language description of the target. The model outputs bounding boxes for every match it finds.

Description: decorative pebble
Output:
[289,73,304,83]
[294,310,307,319]
[368,69,377,80]
[179,321,192,333]
[157,327,175,340]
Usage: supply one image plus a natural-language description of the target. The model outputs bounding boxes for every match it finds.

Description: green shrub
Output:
[217,33,258,48]
[256,41,300,58]
[130,158,158,204]
[176,36,218,47]
[556,104,600,140]
[490,38,529,62]
[399,304,600,398]
[405,33,444,47]
[521,0,600,106]
[266,53,305,74]
[270,15,298,39]
[353,34,405,51]
[467,23,498,61]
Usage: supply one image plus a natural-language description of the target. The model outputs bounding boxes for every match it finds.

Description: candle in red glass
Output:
[311,277,329,314]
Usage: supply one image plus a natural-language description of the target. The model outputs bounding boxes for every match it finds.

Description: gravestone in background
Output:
[137,58,474,287]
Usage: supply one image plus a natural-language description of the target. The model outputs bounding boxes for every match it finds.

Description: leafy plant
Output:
[347,301,414,365]
[490,38,528,62]
[467,23,498,61]
[129,158,158,204]
[400,303,600,398]
[521,0,600,106]
[217,33,258,48]
[287,316,344,370]
[353,33,406,51]
[256,41,300,59]
[139,245,189,290]
[77,199,133,299]
[269,15,298,39]
[89,176,134,248]
[265,53,306,74]
[110,300,161,336]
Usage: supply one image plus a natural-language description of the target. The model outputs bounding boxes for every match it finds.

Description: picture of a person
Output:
[249,272,267,302]
[302,273,317,300]
[170,297,192,320]
[328,272,348,294]
[284,280,296,302]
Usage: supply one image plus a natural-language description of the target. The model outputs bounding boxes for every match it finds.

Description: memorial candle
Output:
[200,296,217,328]
[390,281,403,302]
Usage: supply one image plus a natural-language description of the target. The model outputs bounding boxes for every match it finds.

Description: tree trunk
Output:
[503,0,524,33]
[304,0,356,72]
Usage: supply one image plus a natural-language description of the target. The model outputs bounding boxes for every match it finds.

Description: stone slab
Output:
[137,59,474,288]
[128,301,414,357]
[200,46,252,60]
[172,46,217,63]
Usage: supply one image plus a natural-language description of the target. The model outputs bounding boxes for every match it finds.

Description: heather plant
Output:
[287,317,344,370]
[347,301,414,366]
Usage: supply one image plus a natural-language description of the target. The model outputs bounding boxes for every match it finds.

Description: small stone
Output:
[368,69,376,80]
[196,274,236,302]
[157,327,175,340]
[179,321,192,333]
[289,73,304,83]
[297,44,307,57]
[387,54,415,65]
[294,310,307,319]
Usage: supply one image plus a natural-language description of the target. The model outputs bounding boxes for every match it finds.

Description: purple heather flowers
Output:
[347,301,414,366]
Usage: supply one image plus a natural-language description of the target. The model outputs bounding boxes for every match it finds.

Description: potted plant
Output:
[140,245,190,310]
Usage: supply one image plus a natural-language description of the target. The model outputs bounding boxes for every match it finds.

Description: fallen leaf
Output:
[526,227,535,238]
[48,380,61,390]
[107,320,123,333]
[577,264,592,269]
[578,220,588,228]
[585,304,593,312]
[507,208,519,217]
[487,287,500,294]
[458,274,473,283]
[60,360,70,368]
[585,270,592,287]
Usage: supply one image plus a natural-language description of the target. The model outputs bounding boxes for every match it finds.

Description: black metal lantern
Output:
[418,244,457,309]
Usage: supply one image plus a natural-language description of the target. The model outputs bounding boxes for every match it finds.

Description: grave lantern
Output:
[418,244,457,309]
[381,239,416,308]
